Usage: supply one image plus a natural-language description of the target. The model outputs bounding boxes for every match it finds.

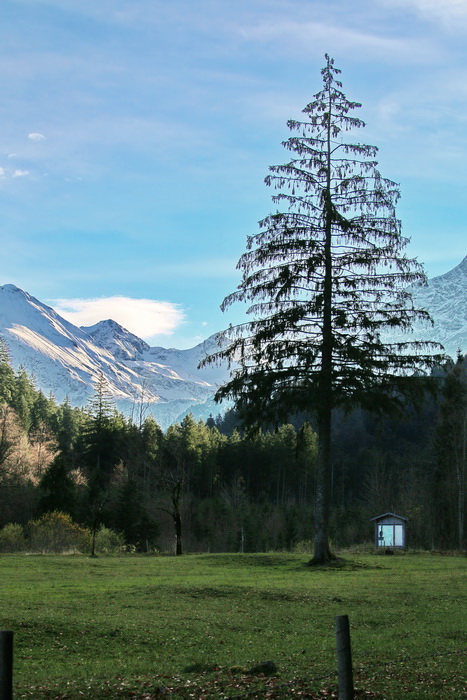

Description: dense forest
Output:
[0,339,465,553]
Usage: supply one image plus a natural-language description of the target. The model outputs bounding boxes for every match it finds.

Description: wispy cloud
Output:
[237,19,440,64]
[0,166,31,181]
[51,296,186,339]
[28,133,46,141]
[378,0,467,29]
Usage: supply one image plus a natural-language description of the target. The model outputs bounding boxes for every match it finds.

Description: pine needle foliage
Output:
[204,55,445,563]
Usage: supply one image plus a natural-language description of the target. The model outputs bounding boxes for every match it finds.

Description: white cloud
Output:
[12,169,30,177]
[51,296,185,339]
[0,167,5,178]
[28,132,46,141]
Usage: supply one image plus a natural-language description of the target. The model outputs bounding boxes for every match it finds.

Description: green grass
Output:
[0,552,465,698]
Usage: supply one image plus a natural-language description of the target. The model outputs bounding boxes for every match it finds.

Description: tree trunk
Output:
[174,510,183,555]
[90,524,97,557]
[308,106,336,567]
[308,409,335,564]
[172,484,183,555]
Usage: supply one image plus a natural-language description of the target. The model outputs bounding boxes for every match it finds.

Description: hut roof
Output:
[370,512,409,522]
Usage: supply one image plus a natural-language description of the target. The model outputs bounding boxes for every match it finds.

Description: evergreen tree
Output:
[38,453,76,517]
[55,398,82,465]
[158,421,189,555]
[138,416,164,488]
[114,474,159,550]
[156,414,211,555]
[80,372,124,555]
[82,372,121,488]
[204,55,444,563]
[30,391,51,434]
[0,339,15,404]
[0,403,22,480]
[11,368,36,432]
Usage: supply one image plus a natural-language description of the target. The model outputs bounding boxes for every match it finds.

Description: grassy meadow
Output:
[0,552,465,698]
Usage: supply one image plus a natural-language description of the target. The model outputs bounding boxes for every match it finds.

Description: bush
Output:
[292,540,313,554]
[339,541,375,554]
[94,526,125,554]
[0,523,27,552]
[28,511,89,553]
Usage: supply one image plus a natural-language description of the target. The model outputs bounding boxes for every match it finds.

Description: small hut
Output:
[370,512,408,550]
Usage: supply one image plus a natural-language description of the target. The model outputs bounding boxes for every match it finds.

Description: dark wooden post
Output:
[0,631,13,700]
[335,615,354,699]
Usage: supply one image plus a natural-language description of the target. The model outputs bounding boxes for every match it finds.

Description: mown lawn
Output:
[0,552,465,698]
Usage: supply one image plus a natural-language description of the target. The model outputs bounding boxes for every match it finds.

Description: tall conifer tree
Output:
[0,339,15,404]
[204,55,444,563]
[81,372,122,555]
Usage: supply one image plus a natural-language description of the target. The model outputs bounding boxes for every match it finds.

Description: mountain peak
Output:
[82,319,151,361]
[431,255,467,284]
[1,283,22,292]
[0,283,33,301]
[83,318,126,334]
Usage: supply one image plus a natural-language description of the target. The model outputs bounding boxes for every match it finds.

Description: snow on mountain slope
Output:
[0,285,226,428]
[0,284,118,404]
[82,320,227,387]
[385,255,467,357]
[82,319,150,362]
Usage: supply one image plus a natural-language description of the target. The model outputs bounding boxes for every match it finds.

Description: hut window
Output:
[380,525,394,546]
[394,524,403,546]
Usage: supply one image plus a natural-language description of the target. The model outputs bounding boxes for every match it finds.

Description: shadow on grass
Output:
[189,553,386,573]
[196,553,300,568]
[304,557,385,571]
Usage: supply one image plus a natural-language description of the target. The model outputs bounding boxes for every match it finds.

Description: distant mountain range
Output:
[0,284,227,428]
[0,255,465,427]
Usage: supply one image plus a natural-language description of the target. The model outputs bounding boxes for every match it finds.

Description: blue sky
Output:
[1,0,466,349]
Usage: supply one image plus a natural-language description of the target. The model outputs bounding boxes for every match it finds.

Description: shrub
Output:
[94,526,125,554]
[292,540,313,554]
[0,523,27,552]
[28,511,89,553]
[339,541,375,554]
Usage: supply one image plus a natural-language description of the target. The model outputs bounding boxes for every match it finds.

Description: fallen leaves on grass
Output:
[16,672,382,699]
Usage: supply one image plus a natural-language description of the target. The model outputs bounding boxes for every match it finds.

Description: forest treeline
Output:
[0,340,465,553]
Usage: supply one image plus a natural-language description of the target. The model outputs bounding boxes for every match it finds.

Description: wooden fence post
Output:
[0,631,13,700]
[335,615,354,700]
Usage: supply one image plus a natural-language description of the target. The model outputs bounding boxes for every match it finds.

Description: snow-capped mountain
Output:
[0,257,465,428]
[0,284,228,429]
[385,255,467,357]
